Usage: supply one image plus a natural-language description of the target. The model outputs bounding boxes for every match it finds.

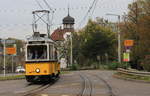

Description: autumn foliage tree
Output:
[121,0,150,71]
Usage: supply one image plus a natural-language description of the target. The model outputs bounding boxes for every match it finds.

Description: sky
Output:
[0,0,133,40]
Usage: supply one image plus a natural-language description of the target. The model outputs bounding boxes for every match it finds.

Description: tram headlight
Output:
[35,68,40,73]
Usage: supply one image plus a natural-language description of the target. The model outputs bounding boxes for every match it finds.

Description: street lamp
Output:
[106,13,121,63]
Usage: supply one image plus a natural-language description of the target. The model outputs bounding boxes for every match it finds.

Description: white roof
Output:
[27,36,54,43]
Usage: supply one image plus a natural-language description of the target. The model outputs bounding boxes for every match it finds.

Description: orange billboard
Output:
[124,40,134,46]
[6,47,16,55]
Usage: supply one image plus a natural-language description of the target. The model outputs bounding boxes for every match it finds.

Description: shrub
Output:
[69,64,79,70]
[108,62,119,70]
[142,57,150,72]
[107,61,130,70]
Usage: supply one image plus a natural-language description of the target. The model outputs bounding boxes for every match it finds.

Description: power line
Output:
[0,5,128,13]
[35,0,44,9]
[42,0,55,33]
[90,0,98,18]
[78,0,98,28]
[43,0,53,11]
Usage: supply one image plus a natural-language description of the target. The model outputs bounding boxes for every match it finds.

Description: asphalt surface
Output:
[0,73,24,77]
[0,70,150,96]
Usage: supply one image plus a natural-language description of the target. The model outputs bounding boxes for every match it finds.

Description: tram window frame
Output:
[49,44,54,60]
[49,44,58,61]
[26,44,49,61]
[54,47,58,60]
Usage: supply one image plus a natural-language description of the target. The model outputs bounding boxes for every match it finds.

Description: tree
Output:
[121,0,150,70]
[73,19,116,67]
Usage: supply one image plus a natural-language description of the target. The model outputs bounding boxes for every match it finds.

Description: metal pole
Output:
[118,16,121,63]
[33,13,36,32]
[47,12,50,38]
[70,34,73,66]
[3,39,6,77]
[106,13,122,63]
[12,55,13,73]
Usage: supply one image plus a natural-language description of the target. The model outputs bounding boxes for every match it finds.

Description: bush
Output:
[142,57,150,72]
[107,62,130,70]
[69,64,79,70]
[119,62,130,69]
[108,62,119,70]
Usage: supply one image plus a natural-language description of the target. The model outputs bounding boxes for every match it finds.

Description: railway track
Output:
[23,77,59,96]
[93,74,116,96]
[23,83,51,96]
[78,74,93,96]
[78,73,116,96]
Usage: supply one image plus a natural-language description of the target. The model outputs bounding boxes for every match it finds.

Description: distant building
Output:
[51,10,75,68]
[51,12,75,41]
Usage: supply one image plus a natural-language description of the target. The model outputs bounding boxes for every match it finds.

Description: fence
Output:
[117,68,150,77]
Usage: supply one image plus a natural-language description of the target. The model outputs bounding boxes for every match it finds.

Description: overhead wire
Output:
[43,0,55,25]
[0,5,128,13]
[35,0,44,9]
[42,0,55,34]
[43,0,53,11]
[0,0,132,30]
[90,0,98,18]
[78,0,98,28]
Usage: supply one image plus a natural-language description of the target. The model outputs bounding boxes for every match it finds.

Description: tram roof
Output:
[27,36,54,43]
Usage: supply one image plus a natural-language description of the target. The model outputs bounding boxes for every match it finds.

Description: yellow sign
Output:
[124,40,134,46]
[6,47,16,55]
[123,53,130,62]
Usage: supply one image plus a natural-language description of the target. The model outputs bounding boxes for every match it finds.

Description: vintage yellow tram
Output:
[25,32,60,82]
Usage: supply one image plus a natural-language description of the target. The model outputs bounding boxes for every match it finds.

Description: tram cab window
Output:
[27,45,47,60]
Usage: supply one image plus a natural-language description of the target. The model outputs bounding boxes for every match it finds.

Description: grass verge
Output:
[61,71,70,74]
[0,75,25,81]
[114,72,150,82]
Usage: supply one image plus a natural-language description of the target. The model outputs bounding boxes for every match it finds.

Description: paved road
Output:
[0,73,24,77]
[0,70,150,96]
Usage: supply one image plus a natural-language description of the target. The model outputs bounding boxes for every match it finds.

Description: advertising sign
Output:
[123,52,130,62]
[6,47,16,55]
[124,40,134,46]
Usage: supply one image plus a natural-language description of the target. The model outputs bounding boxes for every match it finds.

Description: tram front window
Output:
[27,45,47,60]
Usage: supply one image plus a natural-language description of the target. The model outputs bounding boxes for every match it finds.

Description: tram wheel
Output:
[56,71,60,78]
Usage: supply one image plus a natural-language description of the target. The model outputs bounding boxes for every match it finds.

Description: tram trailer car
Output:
[25,32,60,82]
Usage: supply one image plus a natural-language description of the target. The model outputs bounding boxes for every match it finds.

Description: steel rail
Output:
[23,83,51,96]
[85,75,93,96]
[23,77,59,96]
[93,74,116,96]
[78,74,93,96]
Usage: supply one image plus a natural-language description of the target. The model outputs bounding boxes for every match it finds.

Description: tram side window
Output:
[54,47,58,60]
[27,45,47,60]
[49,45,57,60]
[49,45,53,60]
